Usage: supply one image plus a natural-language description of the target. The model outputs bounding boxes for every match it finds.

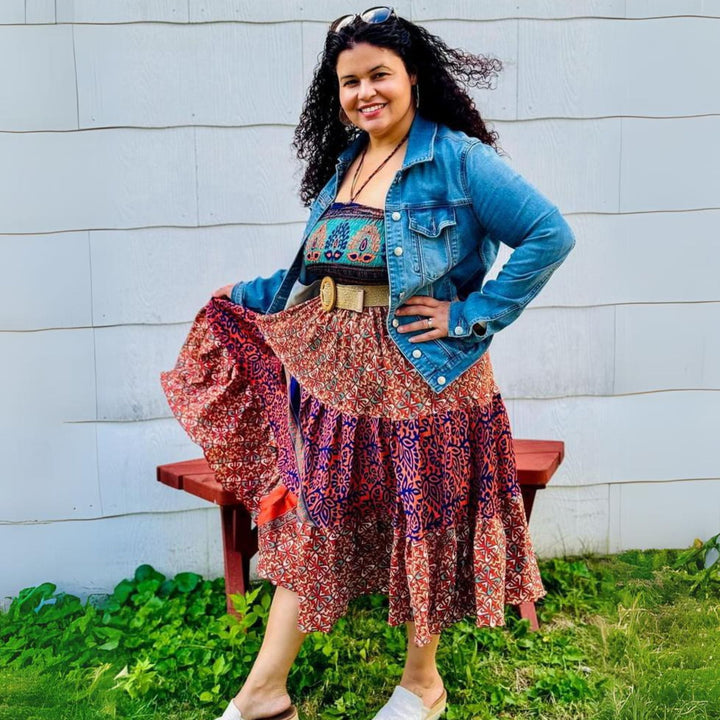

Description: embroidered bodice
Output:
[302,201,388,284]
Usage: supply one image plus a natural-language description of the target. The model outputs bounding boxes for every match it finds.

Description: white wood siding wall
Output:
[1,0,719,605]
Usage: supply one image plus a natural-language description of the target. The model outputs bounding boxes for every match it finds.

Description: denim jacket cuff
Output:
[448,301,489,341]
[229,281,245,305]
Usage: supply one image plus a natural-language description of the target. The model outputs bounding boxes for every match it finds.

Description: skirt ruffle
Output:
[159,299,293,518]
[160,296,546,647]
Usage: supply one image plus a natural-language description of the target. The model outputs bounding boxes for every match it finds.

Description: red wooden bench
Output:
[157,439,563,630]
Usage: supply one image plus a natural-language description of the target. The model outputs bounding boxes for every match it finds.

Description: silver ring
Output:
[426,317,433,328]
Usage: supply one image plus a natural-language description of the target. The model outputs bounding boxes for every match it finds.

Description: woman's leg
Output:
[399,622,446,707]
[230,584,308,719]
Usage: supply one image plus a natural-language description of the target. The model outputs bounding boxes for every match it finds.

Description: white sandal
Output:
[371,686,447,720]
[216,698,299,720]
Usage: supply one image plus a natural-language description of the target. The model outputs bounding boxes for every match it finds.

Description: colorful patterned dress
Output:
[160,201,546,647]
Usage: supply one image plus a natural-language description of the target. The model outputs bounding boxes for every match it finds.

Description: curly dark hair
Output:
[292,14,503,206]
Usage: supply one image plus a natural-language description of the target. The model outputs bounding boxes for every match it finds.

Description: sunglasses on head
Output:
[329,6,398,33]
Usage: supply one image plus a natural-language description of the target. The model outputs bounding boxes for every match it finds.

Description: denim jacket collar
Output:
[335,111,438,173]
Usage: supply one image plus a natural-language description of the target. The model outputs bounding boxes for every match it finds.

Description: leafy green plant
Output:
[2,548,718,719]
[671,532,720,597]
[536,556,615,619]
[0,564,247,709]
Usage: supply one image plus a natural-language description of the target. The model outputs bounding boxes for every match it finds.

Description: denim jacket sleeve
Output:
[447,140,576,341]
[229,267,288,313]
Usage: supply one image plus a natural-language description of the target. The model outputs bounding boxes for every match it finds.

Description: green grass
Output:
[1,544,718,720]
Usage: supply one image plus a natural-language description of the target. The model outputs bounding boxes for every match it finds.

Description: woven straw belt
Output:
[319,276,390,312]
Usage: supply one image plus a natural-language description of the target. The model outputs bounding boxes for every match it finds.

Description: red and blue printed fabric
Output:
[160,295,547,647]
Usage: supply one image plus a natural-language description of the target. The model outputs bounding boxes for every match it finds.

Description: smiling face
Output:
[336,42,416,141]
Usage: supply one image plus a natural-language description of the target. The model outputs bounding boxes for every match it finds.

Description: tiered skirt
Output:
[160,295,546,647]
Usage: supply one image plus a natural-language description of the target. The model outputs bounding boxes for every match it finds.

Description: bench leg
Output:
[516,600,539,631]
[515,487,540,630]
[220,505,258,615]
[520,485,537,522]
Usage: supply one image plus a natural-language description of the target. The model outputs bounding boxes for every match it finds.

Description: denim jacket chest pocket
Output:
[407,205,458,284]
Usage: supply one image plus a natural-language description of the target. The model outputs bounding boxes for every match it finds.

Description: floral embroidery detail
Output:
[304,202,387,284]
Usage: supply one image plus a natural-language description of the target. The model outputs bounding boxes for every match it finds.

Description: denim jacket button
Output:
[392,318,399,328]
[412,348,422,359]
[393,246,403,256]
[437,376,447,385]
[391,211,401,221]
[454,325,464,335]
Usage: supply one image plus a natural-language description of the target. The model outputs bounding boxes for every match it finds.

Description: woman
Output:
[161,7,575,720]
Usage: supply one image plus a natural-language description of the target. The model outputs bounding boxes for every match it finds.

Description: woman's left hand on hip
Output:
[395,296,451,342]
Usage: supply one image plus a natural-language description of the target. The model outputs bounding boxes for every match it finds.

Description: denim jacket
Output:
[230,112,575,393]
